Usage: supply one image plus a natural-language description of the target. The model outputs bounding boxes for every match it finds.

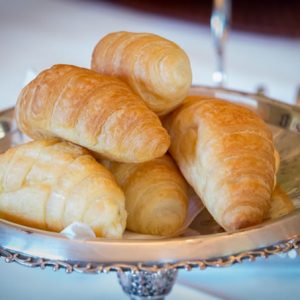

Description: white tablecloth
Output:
[1,254,300,300]
[0,1,300,299]
[1,0,300,108]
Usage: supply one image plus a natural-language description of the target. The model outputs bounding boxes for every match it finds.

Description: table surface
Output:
[1,254,300,300]
[1,1,300,299]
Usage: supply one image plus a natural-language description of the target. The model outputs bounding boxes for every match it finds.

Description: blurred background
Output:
[0,0,300,109]
[0,1,300,299]
[107,0,300,37]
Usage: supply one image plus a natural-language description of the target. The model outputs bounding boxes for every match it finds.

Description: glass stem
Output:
[210,0,231,87]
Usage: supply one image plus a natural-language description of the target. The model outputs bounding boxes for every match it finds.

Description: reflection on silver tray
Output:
[0,86,300,270]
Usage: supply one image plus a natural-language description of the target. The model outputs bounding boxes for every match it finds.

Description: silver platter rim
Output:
[0,85,299,267]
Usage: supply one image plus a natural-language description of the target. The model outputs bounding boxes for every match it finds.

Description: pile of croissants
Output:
[0,32,282,238]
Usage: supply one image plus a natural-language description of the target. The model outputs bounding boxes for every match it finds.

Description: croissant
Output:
[0,139,127,238]
[163,96,279,231]
[103,155,189,236]
[15,64,170,163]
[91,31,192,116]
[268,185,294,219]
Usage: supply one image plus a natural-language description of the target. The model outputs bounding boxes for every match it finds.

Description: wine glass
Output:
[210,0,231,87]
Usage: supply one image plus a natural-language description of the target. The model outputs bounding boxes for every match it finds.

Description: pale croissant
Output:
[103,155,189,236]
[15,64,170,163]
[91,31,192,116]
[163,96,279,231]
[0,139,127,238]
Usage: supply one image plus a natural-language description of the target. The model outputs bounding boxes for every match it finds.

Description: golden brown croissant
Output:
[0,139,127,238]
[91,31,192,116]
[103,155,189,236]
[163,96,279,231]
[15,64,170,163]
[268,185,294,219]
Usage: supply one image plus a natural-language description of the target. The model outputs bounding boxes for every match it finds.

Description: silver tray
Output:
[0,86,300,298]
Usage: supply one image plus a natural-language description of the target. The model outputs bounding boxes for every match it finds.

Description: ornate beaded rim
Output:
[1,235,299,274]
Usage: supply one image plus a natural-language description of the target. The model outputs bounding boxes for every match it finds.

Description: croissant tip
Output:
[130,130,170,163]
[155,140,170,156]
[225,219,258,232]
[223,208,263,231]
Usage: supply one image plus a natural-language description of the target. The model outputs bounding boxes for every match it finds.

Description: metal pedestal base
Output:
[117,269,178,299]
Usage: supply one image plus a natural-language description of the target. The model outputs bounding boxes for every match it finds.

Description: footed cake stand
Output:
[0,86,300,299]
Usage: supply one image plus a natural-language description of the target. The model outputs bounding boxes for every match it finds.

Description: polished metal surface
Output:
[118,269,177,300]
[0,86,299,267]
[0,236,298,273]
